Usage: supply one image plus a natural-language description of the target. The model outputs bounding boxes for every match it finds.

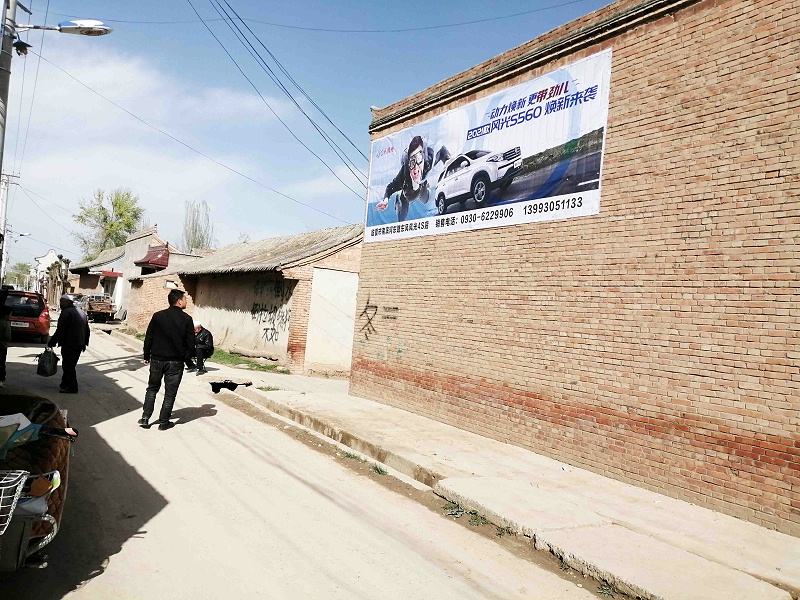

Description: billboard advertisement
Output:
[365,50,612,242]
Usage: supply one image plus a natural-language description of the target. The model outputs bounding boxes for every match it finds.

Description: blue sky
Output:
[3,0,611,267]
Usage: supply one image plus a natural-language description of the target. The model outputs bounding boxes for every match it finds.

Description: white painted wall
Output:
[192,272,294,358]
[304,268,358,373]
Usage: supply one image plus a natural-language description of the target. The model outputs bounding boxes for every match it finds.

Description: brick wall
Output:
[351,0,799,534]
[126,274,196,333]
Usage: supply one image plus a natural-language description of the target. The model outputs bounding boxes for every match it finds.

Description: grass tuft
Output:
[597,582,617,597]
[442,501,465,518]
[467,511,489,526]
[370,464,388,476]
[208,349,287,373]
[258,386,282,392]
[342,451,367,462]
[496,525,515,537]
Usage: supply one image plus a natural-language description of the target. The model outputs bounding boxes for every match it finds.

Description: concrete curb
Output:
[230,386,794,600]
[235,387,443,488]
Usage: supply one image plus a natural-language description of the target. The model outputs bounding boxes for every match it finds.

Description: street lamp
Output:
[0,3,112,275]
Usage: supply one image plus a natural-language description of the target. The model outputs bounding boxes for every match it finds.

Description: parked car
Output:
[3,291,50,342]
[435,147,523,215]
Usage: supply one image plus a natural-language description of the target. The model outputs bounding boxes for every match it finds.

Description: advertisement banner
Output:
[365,50,612,242]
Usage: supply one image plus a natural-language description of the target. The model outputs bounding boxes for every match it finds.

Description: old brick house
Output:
[69,227,199,319]
[351,0,798,534]
[128,224,363,374]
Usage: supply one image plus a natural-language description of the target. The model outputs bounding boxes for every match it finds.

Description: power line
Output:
[30,50,355,225]
[185,0,365,199]
[209,0,367,183]
[18,185,73,214]
[14,0,51,181]
[219,0,368,164]
[48,1,594,33]
[18,186,76,234]
[208,0,366,182]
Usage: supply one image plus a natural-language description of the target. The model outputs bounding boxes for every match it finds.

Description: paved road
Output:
[0,329,596,599]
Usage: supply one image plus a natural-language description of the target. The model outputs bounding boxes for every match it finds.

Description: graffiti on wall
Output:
[250,278,294,345]
[359,297,401,340]
[253,278,293,302]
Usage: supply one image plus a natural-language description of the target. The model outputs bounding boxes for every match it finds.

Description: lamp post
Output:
[0,1,111,275]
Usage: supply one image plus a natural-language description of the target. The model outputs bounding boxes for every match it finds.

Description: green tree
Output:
[181,200,215,252]
[73,188,145,261]
[5,262,31,288]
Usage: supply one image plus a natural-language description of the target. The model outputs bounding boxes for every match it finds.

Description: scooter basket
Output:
[0,395,70,539]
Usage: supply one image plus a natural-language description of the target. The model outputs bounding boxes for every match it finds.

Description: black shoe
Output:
[196,369,207,376]
[59,389,78,394]
[138,418,151,429]
[157,421,175,431]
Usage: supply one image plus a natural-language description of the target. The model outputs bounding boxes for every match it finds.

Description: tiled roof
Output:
[70,246,125,271]
[140,223,363,278]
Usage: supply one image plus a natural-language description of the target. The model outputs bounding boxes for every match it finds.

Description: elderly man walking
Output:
[48,294,91,394]
[140,289,195,430]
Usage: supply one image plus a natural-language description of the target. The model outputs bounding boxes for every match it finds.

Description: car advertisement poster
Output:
[365,49,612,242]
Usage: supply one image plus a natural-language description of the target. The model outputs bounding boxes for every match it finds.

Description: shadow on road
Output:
[172,403,218,425]
[0,343,168,598]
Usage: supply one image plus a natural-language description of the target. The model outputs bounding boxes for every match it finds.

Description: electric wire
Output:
[18,186,75,234]
[14,0,51,184]
[219,0,368,164]
[49,0,594,33]
[10,1,33,174]
[208,0,367,183]
[18,186,73,215]
[186,0,365,200]
[208,0,366,183]
[30,50,354,225]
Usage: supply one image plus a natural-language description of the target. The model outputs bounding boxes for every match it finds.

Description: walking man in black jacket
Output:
[48,294,91,394]
[140,289,195,430]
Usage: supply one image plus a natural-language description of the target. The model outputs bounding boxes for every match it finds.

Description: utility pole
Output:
[0,0,18,279]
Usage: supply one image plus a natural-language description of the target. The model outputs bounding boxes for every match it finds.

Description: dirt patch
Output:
[217,392,632,600]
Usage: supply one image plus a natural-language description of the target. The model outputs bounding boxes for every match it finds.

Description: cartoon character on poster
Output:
[375,135,451,222]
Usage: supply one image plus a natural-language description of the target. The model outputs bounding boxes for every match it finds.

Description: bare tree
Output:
[237,232,251,243]
[181,200,215,252]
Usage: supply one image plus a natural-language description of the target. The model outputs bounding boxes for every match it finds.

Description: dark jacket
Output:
[383,144,450,203]
[143,306,195,362]
[48,306,90,351]
[195,327,214,358]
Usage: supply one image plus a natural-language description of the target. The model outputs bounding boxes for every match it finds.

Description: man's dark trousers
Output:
[143,360,184,423]
[60,346,82,392]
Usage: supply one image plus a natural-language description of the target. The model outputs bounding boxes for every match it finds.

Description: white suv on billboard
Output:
[435,147,522,215]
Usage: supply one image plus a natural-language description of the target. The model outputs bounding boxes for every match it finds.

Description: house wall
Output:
[127,274,196,333]
[192,272,294,359]
[350,0,799,534]
[129,241,362,374]
[305,268,359,375]
[284,242,363,372]
[116,229,163,320]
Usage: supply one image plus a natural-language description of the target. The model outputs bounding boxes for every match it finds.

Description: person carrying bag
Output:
[36,348,59,377]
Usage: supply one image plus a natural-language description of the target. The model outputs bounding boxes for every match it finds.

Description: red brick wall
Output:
[126,275,196,333]
[351,0,799,534]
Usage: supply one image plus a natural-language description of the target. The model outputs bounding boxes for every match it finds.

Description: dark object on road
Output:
[209,380,253,394]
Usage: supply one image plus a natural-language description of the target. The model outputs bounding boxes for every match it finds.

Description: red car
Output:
[4,291,50,342]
